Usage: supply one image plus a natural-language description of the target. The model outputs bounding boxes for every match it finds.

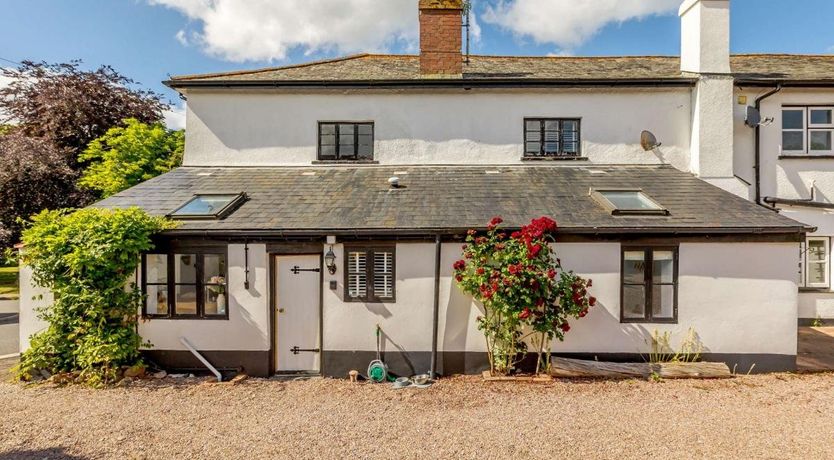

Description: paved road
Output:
[0,298,18,357]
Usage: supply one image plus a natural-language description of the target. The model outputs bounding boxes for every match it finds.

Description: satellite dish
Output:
[640,130,662,151]
[745,106,762,128]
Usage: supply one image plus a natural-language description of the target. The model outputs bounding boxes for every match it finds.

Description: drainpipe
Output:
[430,234,441,378]
[754,84,782,205]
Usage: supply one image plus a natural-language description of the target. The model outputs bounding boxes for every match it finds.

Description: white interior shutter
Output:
[373,251,394,299]
[347,251,367,298]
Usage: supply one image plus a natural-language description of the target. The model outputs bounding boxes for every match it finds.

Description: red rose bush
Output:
[453,216,595,375]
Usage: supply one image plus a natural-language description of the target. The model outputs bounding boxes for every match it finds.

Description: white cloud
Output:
[163,103,187,130]
[149,0,419,62]
[482,0,680,49]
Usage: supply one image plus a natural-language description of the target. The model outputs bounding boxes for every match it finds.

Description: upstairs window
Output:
[318,122,374,161]
[524,118,581,158]
[782,107,834,155]
[345,245,395,303]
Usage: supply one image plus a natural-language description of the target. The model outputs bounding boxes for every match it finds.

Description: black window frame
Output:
[141,246,230,320]
[343,244,396,303]
[523,117,582,158]
[620,246,679,324]
[317,121,375,161]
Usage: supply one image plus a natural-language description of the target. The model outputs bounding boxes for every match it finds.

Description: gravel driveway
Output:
[1,373,833,459]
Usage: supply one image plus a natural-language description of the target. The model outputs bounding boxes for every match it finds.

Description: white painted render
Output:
[322,242,798,357]
[182,88,692,169]
[17,261,50,351]
[137,243,270,352]
[679,0,731,74]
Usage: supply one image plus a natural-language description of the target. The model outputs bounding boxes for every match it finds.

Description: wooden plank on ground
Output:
[549,357,732,379]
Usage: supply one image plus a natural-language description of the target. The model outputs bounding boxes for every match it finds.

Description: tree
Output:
[0,61,169,247]
[0,133,82,248]
[15,208,175,386]
[79,119,184,198]
[0,61,167,168]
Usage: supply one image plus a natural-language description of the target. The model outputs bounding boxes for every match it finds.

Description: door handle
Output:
[278,308,285,313]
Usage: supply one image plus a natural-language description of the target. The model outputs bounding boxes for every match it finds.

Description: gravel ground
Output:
[1,373,834,459]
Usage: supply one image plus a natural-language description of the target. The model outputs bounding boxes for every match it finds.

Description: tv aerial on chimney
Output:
[640,130,662,151]
[462,1,472,64]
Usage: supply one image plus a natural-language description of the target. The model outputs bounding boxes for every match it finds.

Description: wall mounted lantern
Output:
[324,246,337,275]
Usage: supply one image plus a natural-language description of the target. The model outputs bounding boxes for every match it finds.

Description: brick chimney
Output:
[419,0,463,76]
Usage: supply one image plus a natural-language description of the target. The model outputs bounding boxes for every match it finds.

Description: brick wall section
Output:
[419,0,463,75]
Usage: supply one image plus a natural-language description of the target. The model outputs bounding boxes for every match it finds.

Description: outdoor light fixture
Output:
[325,246,337,275]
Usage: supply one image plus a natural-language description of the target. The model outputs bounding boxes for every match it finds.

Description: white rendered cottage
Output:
[19,0,834,377]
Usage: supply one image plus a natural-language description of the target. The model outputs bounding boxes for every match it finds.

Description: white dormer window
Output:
[782,107,834,156]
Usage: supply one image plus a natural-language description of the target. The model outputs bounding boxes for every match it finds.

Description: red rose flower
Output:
[589,296,597,307]
[508,264,519,275]
[547,269,556,279]
[476,267,485,275]
[453,260,466,270]
[467,229,477,236]
[560,322,571,332]
[518,308,531,320]
[464,252,473,259]
[511,231,522,239]
[579,309,588,318]
[488,216,503,229]
[455,275,463,282]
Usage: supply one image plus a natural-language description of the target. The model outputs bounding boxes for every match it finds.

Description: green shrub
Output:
[15,207,174,386]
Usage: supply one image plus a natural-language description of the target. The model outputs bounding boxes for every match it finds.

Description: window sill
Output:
[779,155,834,160]
[521,156,588,162]
[142,315,230,321]
[312,160,379,165]
[620,318,677,324]
[799,287,833,293]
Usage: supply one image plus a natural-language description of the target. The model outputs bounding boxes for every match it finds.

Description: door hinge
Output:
[290,346,321,355]
[290,266,321,274]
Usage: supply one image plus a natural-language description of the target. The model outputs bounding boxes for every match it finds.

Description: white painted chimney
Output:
[680,0,748,198]
[679,0,731,74]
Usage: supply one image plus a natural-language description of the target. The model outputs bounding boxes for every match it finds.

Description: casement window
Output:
[801,237,830,289]
[318,122,374,161]
[782,107,834,155]
[524,118,581,158]
[142,250,229,319]
[344,245,395,302]
[621,247,678,323]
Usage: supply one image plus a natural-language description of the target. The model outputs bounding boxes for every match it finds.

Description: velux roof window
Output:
[168,193,246,220]
[590,189,668,216]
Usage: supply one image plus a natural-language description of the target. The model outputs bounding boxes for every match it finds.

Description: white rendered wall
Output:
[322,242,798,357]
[742,88,834,317]
[17,261,51,352]
[182,88,692,169]
[138,244,270,351]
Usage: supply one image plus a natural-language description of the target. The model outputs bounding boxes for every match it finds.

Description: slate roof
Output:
[166,54,834,87]
[95,165,810,236]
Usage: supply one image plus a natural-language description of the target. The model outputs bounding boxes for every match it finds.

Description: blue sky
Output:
[2,0,833,124]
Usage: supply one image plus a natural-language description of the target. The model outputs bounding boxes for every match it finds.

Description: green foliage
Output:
[453,217,595,375]
[15,207,175,386]
[79,119,184,198]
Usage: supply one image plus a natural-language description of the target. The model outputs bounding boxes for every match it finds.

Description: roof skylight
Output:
[590,189,668,216]
[169,193,246,220]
